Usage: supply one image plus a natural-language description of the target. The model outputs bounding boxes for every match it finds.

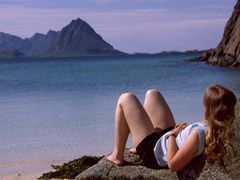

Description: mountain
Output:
[51,18,122,56]
[131,50,204,57]
[0,32,25,52]
[27,30,59,56]
[201,0,240,67]
[0,18,124,59]
[0,48,25,59]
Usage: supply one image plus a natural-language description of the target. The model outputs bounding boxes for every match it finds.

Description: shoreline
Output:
[0,159,65,180]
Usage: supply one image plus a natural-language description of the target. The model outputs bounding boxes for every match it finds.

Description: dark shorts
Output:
[136,126,174,169]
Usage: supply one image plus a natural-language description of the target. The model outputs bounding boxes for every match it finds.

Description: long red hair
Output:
[204,84,237,163]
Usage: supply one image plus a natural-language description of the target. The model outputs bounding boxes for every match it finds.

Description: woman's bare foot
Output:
[107,154,125,166]
[129,148,137,154]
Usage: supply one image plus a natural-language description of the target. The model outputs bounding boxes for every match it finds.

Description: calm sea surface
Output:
[0,54,240,164]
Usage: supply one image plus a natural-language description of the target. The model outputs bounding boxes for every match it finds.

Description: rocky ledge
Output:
[40,101,240,180]
[196,0,240,67]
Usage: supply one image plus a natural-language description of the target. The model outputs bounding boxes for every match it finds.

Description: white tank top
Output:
[153,122,208,166]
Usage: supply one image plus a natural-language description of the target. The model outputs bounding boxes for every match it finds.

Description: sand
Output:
[0,159,65,180]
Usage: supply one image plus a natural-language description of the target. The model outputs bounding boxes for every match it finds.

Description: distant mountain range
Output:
[132,50,204,56]
[0,18,124,59]
[0,17,205,60]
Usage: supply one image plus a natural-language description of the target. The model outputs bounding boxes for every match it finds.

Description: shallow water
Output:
[0,54,239,164]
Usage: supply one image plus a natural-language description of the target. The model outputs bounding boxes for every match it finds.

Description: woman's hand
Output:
[170,123,188,136]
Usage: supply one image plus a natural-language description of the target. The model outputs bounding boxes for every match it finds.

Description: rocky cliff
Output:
[203,0,240,67]
[0,18,124,58]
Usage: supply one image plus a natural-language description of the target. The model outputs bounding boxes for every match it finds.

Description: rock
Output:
[75,150,232,180]
[183,50,210,62]
[204,0,240,67]
[75,150,177,180]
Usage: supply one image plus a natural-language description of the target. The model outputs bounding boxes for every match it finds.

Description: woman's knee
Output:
[145,89,162,99]
[118,92,137,105]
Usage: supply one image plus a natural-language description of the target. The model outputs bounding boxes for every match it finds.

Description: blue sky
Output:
[0,0,237,53]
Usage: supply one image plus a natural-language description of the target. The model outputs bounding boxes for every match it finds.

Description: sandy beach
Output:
[0,159,65,180]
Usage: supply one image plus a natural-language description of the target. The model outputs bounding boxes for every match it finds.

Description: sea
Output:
[0,54,239,167]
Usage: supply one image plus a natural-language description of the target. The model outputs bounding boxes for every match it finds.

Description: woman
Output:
[107,84,237,171]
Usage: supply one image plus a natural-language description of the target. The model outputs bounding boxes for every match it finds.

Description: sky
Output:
[0,0,237,53]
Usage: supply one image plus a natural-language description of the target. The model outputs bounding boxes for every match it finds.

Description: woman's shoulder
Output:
[188,122,208,138]
[188,122,208,129]
[182,122,208,137]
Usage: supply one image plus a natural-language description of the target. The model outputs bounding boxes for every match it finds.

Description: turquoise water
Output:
[0,54,239,164]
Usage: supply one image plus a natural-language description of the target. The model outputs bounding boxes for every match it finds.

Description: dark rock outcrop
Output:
[75,151,232,180]
[75,150,177,180]
[0,18,124,58]
[204,0,240,67]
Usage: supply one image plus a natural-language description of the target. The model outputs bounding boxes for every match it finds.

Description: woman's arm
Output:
[167,126,199,172]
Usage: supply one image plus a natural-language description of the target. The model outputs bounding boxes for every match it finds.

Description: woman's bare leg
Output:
[107,92,155,165]
[144,89,176,132]
[130,89,176,153]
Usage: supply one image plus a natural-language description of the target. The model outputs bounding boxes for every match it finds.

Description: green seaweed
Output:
[38,155,102,179]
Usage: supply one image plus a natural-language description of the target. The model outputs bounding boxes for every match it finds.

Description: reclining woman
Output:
[107,84,237,171]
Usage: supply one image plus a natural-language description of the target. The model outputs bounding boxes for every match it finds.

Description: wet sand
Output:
[0,159,65,180]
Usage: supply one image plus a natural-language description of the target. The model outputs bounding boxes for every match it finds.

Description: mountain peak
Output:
[0,17,124,58]
[68,18,88,27]
[0,32,23,40]
[75,17,84,22]
[31,33,45,39]
[66,18,93,32]
[47,30,57,35]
